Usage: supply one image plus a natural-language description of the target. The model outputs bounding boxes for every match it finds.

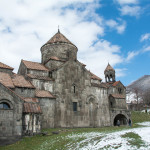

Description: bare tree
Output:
[130,87,143,110]
[141,89,150,112]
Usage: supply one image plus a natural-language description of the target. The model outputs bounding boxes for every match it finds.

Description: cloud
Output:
[143,46,150,52]
[79,39,123,79]
[0,0,125,81]
[105,19,126,34]
[119,5,141,17]
[140,33,150,42]
[115,68,127,77]
[126,51,139,62]
[115,0,138,5]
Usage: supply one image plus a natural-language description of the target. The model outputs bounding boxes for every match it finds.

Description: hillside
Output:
[127,75,150,91]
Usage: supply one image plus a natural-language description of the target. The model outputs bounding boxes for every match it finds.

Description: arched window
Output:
[0,102,11,109]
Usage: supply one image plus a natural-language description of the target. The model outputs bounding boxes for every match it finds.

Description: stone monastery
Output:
[0,30,130,142]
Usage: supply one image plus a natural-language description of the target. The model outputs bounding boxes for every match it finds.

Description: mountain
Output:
[127,75,150,92]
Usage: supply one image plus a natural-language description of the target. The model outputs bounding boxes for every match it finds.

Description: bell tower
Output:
[104,63,115,82]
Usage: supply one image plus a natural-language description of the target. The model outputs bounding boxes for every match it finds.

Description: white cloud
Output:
[140,33,150,42]
[0,0,125,81]
[115,0,138,5]
[115,68,127,77]
[126,51,139,62]
[143,46,150,52]
[105,19,126,34]
[79,39,123,79]
[119,5,141,17]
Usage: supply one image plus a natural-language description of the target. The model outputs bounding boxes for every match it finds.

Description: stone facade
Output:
[0,30,130,144]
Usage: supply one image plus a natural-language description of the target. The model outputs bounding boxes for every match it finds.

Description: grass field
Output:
[0,111,150,150]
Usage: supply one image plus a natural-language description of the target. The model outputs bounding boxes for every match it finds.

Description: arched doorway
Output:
[114,114,127,126]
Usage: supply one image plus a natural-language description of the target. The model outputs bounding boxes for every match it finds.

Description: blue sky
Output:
[0,0,150,86]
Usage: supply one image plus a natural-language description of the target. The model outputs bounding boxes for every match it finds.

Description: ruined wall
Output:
[22,113,41,135]
[0,83,23,141]
[38,98,55,128]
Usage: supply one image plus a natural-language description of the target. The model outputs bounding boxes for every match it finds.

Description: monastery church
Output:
[0,30,130,142]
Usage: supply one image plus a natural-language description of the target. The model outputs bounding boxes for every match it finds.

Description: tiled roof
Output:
[23,103,42,113]
[12,74,35,88]
[22,60,49,71]
[23,97,39,103]
[112,81,120,86]
[0,62,14,70]
[91,83,108,88]
[43,30,76,47]
[0,72,15,88]
[90,72,102,81]
[78,61,86,67]
[27,74,54,81]
[104,63,115,73]
[35,90,55,98]
[110,94,125,99]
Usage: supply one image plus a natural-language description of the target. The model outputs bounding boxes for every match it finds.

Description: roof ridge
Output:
[0,61,14,70]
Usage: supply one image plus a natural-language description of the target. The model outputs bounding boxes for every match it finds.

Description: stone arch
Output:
[0,99,13,109]
[113,114,128,126]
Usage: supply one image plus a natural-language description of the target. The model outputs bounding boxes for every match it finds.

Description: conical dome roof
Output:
[43,29,76,47]
[104,63,115,73]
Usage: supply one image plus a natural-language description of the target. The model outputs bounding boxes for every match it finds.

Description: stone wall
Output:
[0,83,23,141]
[41,43,77,64]
[14,87,35,98]
[28,69,49,77]
[38,98,55,128]
[45,60,64,70]
[53,60,111,128]
[31,79,53,92]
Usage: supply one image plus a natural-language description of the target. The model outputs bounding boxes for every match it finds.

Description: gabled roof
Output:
[91,83,108,88]
[35,90,55,98]
[12,74,35,88]
[27,74,54,81]
[0,62,14,70]
[104,63,115,73]
[23,103,42,113]
[0,72,15,88]
[110,94,125,99]
[22,60,49,71]
[43,30,76,48]
[90,72,102,81]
